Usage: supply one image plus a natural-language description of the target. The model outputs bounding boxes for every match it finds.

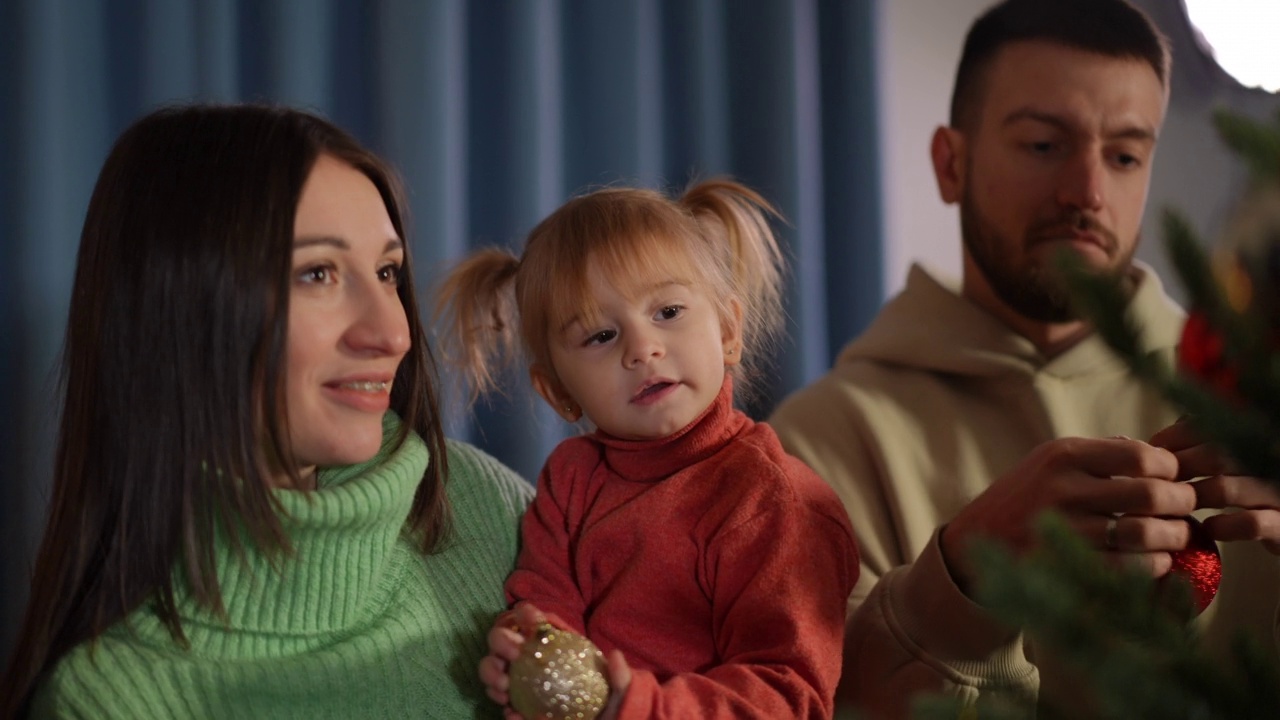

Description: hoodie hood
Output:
[838,263,1185,380]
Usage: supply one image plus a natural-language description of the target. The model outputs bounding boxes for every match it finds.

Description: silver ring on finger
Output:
[1104,515,1120,551]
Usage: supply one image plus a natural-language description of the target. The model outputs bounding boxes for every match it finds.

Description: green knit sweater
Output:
[30,419,532,719]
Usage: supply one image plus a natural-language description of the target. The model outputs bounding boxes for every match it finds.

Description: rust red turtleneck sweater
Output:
[506,377,860,719]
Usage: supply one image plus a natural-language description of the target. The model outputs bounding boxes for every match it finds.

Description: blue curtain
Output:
[0,0,883,657]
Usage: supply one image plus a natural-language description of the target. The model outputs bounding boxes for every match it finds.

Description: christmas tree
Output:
[913,108,1280,719]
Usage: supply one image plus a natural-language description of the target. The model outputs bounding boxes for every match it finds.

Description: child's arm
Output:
[503,452,590,633]
[614,481,859,719]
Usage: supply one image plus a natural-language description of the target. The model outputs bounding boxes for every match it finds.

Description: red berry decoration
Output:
[1161,516,1222,616]
[1178,310,1239,399]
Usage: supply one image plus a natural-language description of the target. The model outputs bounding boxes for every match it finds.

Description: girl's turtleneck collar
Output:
[592,374,749,483]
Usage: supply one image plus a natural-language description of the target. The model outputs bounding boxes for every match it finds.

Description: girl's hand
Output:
[478,603,548,717]
[598,649,633,720]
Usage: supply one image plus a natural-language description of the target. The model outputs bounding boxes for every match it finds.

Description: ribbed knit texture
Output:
[31,415,532,719]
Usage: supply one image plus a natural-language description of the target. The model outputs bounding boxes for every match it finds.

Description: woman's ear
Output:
[530,364,581,423]
[721,298,744,367]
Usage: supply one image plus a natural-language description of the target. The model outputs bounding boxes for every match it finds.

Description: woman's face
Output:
[280,153,410,486]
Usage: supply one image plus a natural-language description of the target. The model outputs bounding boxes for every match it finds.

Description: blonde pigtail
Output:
[432,249,523,403]
[680,179,789,377]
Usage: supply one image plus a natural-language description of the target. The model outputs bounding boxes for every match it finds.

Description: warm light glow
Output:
[1183,0,1280,93]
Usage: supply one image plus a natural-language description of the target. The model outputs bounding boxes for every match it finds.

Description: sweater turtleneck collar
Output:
[593,374,749,483]
[138,413,429,648]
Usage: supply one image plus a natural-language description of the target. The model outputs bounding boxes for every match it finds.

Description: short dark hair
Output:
[950,0,1171,130]
[1,104,451,716]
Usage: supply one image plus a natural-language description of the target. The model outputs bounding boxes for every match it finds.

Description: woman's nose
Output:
[344,287,411,357]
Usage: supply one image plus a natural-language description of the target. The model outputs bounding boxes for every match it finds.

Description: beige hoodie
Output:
[771,263,1280,718]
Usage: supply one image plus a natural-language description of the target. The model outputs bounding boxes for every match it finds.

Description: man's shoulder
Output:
[771,352,929,430]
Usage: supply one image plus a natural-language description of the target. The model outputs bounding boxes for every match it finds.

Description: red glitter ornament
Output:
[1161,516,1222,616]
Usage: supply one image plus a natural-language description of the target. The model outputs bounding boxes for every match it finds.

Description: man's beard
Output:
[959,189,1134,323]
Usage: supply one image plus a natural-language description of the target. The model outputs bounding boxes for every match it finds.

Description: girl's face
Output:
[535,262,741,440]
[280,154,410,486]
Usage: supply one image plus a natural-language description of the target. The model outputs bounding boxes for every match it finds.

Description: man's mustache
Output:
[1026,211,1118,254]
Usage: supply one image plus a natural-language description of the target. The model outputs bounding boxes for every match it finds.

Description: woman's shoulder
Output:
[443,439,534,518]
[29,632,165,718]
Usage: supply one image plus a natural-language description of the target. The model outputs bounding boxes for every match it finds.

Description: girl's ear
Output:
[721,297,744,367]
[530,364,581,423]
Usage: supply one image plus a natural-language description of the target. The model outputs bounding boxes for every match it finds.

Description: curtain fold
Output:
[0,0,883,658]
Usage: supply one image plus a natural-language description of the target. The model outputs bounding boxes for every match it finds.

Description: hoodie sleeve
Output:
[771,387,1038,719]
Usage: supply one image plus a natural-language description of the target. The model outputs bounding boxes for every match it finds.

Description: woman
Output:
[0,104,532,719]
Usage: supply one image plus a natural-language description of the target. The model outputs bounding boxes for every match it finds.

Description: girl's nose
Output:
[623,329,663,368]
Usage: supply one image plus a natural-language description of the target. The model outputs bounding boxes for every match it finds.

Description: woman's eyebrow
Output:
[292,237,404,252]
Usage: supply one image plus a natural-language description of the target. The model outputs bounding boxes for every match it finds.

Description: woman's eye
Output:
[297,265,334,284]
[657,305,683,320]
[585,329,616,346]
[378,262,402,284]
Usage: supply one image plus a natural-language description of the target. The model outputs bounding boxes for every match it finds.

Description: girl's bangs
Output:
[544,226,703,333]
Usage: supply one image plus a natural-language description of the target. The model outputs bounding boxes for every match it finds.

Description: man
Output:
[770,0,1280,717]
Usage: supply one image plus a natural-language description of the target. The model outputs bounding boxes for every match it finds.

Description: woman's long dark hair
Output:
[0,104,451,717]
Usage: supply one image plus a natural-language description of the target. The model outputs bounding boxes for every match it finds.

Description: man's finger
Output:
[1111,549,1174,578]
[1149,416,1197,453]
[1171,443,1234,481]
[1079,513,1191,552]
[1065,475,1196,517]
[1050,437,1178,481]
[1202,509,1280,543]
[1194,475,1280,510]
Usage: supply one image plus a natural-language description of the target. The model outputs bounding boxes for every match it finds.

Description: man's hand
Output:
[1151,418,1280,554]
[941,436,1197,591]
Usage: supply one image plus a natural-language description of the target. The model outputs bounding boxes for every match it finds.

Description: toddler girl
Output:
[436,179,859,719]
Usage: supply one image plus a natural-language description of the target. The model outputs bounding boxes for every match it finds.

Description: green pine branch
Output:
[1212,108,1280,185]
[914,515,1280,720]
[1060,212,1280,481]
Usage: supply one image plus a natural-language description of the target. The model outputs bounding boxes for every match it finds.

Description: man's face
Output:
[955,41,1166,322]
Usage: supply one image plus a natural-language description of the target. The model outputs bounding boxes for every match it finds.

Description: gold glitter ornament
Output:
[508,623,610,720]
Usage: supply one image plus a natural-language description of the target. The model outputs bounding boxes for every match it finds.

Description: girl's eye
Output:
[297,264,335,284]
[585,329,617,346]
[378,262,402,284]
[657,305,683,321]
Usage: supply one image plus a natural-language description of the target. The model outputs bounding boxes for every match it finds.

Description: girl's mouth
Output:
[632,380,677,405]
